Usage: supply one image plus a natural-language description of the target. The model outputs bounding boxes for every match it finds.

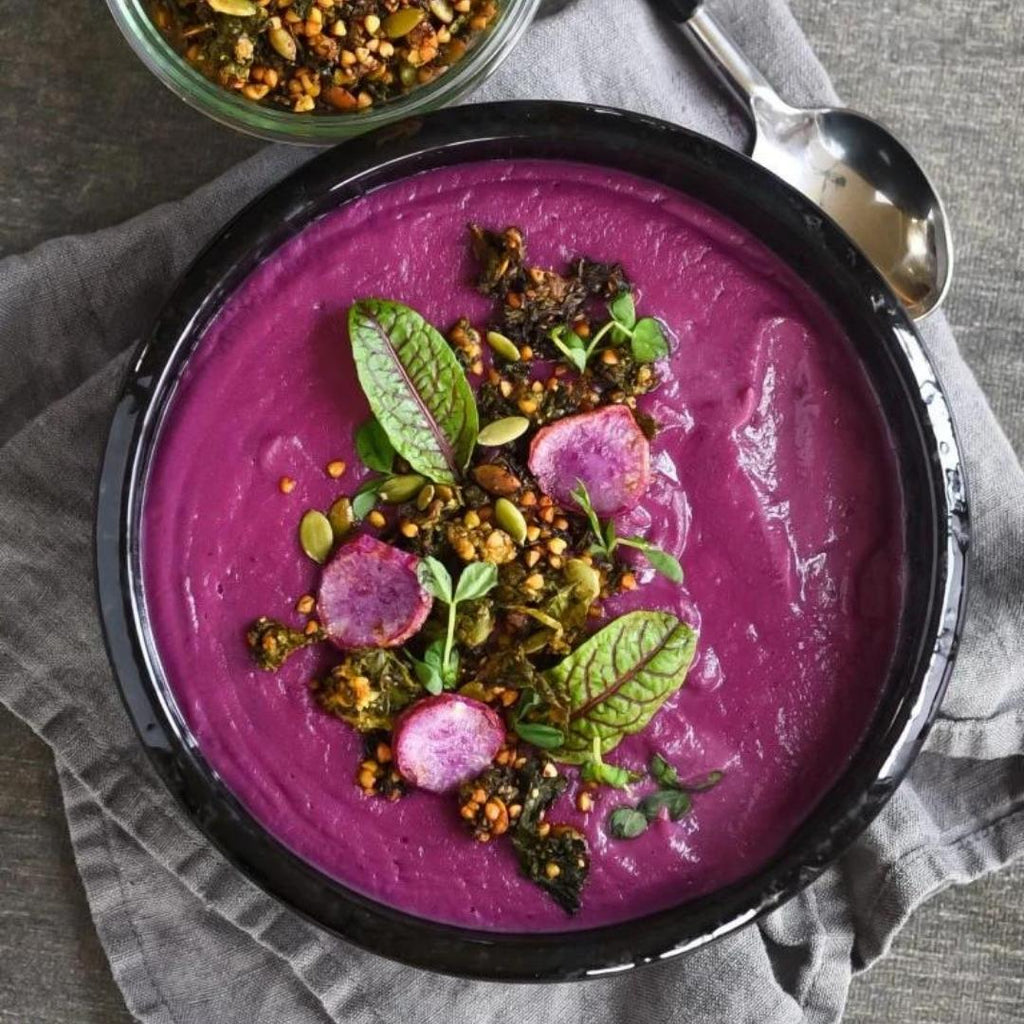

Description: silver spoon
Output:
[662,1,953,321]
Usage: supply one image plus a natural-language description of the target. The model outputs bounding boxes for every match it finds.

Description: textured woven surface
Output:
[0,1,1022,1021]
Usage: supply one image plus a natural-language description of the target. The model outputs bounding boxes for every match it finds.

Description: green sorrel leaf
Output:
[349,300,479,484]
[544,611,698,763]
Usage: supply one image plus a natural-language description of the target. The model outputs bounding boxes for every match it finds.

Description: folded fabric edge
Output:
[852,796,1024,969]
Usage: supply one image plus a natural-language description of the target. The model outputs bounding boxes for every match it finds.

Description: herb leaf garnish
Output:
[515,722,567,749]
[543,610,698,762]
[349,299,479,485]
[548,325,589,373]
[637,788,692,821]
[580,736,641,789]
[571,480,684,584]
[649,752,680,789]
[616,537,684,584]
[510,687,567,750]
[415,558,497,693]
[608,291,636,331]
[409,637,459,696]
[607,753,724,841]
[545,288,669,374]
[351,477,385,520]
[649,753,725,794]
[630,317,670,363]
[608,807,648,839]
[355,416,396,474]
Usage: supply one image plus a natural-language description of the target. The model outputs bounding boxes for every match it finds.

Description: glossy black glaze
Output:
[95,101,969,981]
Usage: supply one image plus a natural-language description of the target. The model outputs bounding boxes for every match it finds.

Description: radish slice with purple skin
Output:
[528,404,651,518]
[392,694,505,793]
[318,533,432,650]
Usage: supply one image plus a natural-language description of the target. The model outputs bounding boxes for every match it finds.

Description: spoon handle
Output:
[665,2,787,117]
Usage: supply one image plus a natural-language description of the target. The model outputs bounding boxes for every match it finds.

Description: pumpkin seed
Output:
[495,498,528,545]
[208,0,257,14]
[327,497,355,540]
[565,558,601,603]
[398,63,418,88]
[415,484,436,511]
[429,0,455,22]
[268,26,297,61]
[384,7,425,38]
[299,510,334,564]
[522,630,554,654]
[477,416,530,448]
[486,331,521,363]
[379,473,427,504]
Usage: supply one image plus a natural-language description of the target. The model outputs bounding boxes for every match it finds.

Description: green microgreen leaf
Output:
[416,561,497,693]
[351,477,385,520]
[649,752,680,789]
[453,561,499,604]
[649,753,725,792]
[514,722,567,749]
[640,546,684,583]
[603,517,617,552]
[608,807,649,839]
[581,735,641,789]
[680,769,725,793]
[417,556,454,604]
[354,417,396,474]
[631,317,670,363]
[608,291,637,330]
[618,536,684,583]
[408,633,460,696]
[549,326,588,373]
[571,480,610,557]
[638,788,692,821]
[581,759,639,789]
[412,657,444,695]
[574,487,683,582]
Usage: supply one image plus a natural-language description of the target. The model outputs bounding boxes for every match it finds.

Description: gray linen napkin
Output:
[2,1,1023,1021]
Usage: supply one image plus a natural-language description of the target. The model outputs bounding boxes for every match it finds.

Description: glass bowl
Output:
[104,0,542,144]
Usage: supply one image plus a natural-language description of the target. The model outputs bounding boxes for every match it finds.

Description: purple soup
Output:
[142,160,904,931]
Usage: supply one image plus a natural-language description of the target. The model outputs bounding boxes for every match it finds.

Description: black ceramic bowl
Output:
[96,101,969,981]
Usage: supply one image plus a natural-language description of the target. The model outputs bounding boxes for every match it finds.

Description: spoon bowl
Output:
[667,1,953,320]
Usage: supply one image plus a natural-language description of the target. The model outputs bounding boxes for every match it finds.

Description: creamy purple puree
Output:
[142,160,903,931]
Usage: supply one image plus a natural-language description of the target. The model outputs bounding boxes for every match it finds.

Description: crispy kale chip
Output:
[312,649,422,732]
[457,753,590,914]
[469,223,628,351]
[246,617,324,672]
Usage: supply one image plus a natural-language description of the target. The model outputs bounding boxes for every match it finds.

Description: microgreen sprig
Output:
[413,558,498,694]
[570,481,684,584]
[547,290,670,373]
[607,751,725,840]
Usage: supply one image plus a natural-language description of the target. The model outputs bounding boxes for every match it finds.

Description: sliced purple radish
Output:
[318,533,432,650]
[528,404,651,517]
[392,694,505,793]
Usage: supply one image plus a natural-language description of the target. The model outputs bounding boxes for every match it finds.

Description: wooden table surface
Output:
[1,1,1023,1021]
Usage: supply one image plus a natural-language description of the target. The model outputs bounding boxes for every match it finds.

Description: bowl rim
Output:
[103,0,543,144]
[95,100,970,981]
